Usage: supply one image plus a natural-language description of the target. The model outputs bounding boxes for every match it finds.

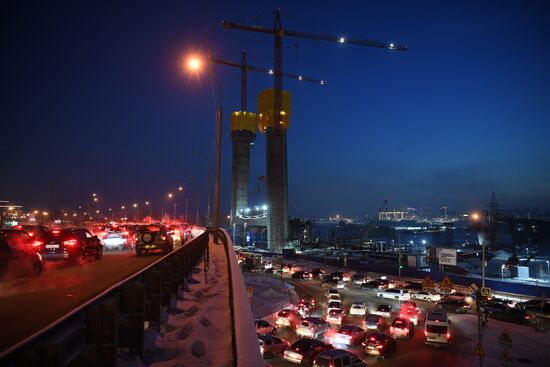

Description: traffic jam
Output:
[247,258,540,366]
[0,222,194,280]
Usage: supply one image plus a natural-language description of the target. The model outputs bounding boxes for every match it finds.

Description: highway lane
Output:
[0,248,168,354]
[267,276,473,366]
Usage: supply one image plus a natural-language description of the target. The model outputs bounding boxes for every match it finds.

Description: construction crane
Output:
[222,10,407,251]
[210,50,325,112]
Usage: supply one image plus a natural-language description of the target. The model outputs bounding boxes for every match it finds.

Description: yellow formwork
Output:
[230,111,258,133]
[257,88,291,133]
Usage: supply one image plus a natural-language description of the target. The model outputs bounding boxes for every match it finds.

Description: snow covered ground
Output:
[244,273,298,319]
[450,313,550,367]
[120,234,263,367]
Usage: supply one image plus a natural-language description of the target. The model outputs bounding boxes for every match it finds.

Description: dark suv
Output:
[135,225,174,256]
[35,228,102,261]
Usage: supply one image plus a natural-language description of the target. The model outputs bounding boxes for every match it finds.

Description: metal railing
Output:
[0,232,210,367]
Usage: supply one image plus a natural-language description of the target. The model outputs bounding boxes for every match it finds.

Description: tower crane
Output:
[210,50,326,111]
[222,10,407,251]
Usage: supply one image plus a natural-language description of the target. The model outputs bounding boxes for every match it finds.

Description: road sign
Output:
[499,349,513,366]
[499,329,512,347]
[440,275,453,289]
[422,276,434,289]
[474,343,485,357]
[438,248,457,265]
[470,283,479,292]
[481,287,492,297]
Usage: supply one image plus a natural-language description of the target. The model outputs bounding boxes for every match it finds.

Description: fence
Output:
[0,232,210,367]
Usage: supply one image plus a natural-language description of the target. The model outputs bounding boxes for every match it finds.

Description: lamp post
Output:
[186,55,222,243]
[198,151,212,227]
[471,212,485,367]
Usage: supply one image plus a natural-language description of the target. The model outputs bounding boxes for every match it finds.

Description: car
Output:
[326,309,343,325]
[101,229,128,251]
[425,311,451,346]
[481,300,509,315]
[372,304,393,319]
[363,332,397,359]
[135,224,174,256]
[401,300,419,312]
[293,271,313,280]
[404,281,423,291]
[351,273,367,284]
[363,314,387,331]
[436,299,471,314]
[349,302,367,316]
[0,229,34,248]
[15,224,49,238]
[296,317,330,338]
[259,334,288,359]
[34,228,102,261]
[491,307,533,325]
[334,325,366,346]
[301,294,316,308]
[518,299,550,314]
[0,233,44,279]
[311,268,326,278]
[167,224,184,244]
[296,302,312,318]
[389,317,414,339]
[445,292,469,301]
[398,306,419,325]
[321,276,339,287]
[329,271,350,282]
[327,301,342,313]
[313,349,367,367]
[412,291,441,302]
[275,309,302,328]
[377,288,411,301]
[336,280,346,289]
[255,319,276,335]
[326,289,340,300]
[283,338,333,365]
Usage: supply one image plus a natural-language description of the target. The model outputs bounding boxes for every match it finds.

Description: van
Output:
[424,311,451,346]
[376,288,411,301]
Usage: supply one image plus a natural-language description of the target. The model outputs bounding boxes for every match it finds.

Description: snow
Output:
[449,313,550,366]
[243,273,298,319]
[117,231,263,367]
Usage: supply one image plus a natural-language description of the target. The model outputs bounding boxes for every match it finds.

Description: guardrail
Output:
[0,232,210,367]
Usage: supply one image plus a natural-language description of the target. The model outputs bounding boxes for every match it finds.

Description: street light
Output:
[471,212,486,289]
[185,53,223,243]
[178,186,183,192]
[168,193,173,199]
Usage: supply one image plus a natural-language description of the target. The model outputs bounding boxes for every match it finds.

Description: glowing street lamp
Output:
[168,193,173,199]
[178,186,183,192]
[186,56,202,72]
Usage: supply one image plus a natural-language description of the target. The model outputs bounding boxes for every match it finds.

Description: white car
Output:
[412,291,441,302]
[101,231,127,250]
[326,309,343,325]
[336,280,346,289]
[327,300,342,313]
[376,288,411,301]
[349,302,367,316]
[296,317,330,338]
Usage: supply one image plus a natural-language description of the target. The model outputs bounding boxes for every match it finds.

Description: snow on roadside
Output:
[144,237,232,367]
[244,273,298,319]
[450,313,550,367]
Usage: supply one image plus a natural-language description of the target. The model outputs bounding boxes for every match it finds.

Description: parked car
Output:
[349,302,367,316]
[0,234,43,279]
[373,304,393,319]
[283,338,333,365]
[276,309,302,328]
[313,349,367,367]
[363,332,397,359]
[389,317,414,339]
[296,317,330,338]
[259,334,288,359]
[412,291,441,302]
[363,314,387,331]
[334,325,366,346]
[34,228,102,261]
[135,224,174,256]
[436,299,471,314]
[255,319,276,335]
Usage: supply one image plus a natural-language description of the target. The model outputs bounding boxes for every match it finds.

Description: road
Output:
[267,276,472,366]
[0,248,166,354]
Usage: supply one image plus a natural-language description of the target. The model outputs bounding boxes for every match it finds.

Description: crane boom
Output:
[210,56,326,85]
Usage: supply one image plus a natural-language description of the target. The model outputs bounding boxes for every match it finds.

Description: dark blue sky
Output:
[1,0,549,218]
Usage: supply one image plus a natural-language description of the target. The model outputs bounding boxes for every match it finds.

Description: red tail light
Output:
[161,236,167,240]
[16,225,22,230]
[33,240,43,248]
[424,330,428,336]
[524,315,531,320]
[64,239,78,246]
[28,232,34,237]
[447,332,450,338]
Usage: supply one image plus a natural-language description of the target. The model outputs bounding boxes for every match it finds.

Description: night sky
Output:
[1,0,549,218]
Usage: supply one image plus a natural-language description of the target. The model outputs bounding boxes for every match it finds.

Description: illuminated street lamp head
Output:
[93,198,98,202]
[145,201,149,205]
[133,203,138,208]
[186,56,202,72]
[121,205,125,209]
[471,213,480,220]
[168,193,173,199]
[178,186,183,191]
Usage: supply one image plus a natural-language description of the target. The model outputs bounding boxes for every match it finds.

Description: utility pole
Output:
[213,98,222,244]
